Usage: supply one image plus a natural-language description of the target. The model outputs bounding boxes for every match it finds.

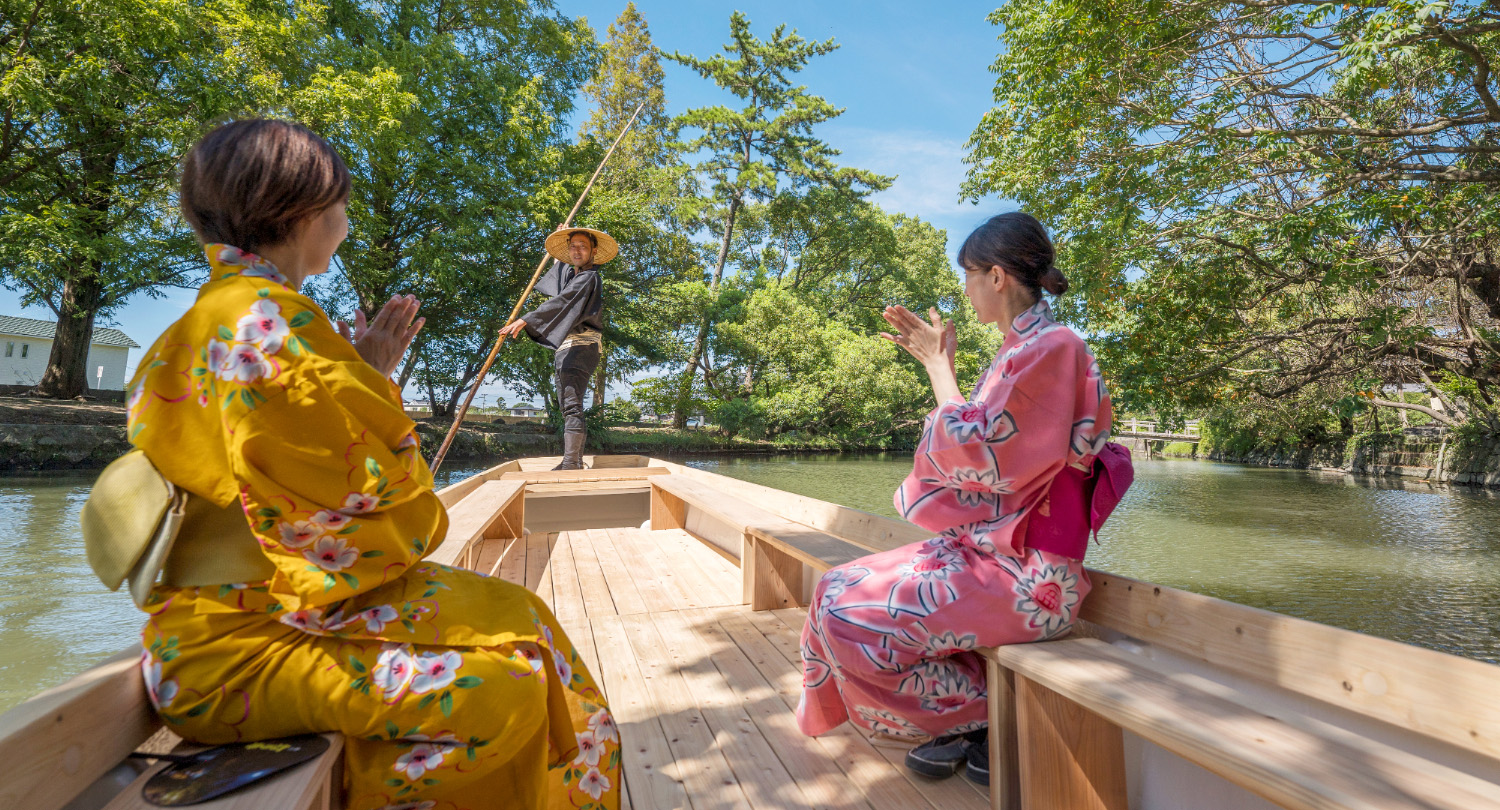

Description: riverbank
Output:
[0,397,885,472]
[1129,429,1500,489]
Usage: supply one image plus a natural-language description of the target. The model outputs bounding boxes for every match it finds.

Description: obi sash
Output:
[1025,441,1134,561]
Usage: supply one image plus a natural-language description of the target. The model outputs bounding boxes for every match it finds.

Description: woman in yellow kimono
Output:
[124,119,620,810]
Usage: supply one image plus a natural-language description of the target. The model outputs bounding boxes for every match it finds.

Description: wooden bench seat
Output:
[987,636,1500,810]
[649,474,871,610]
[427,479,525,568]
[0,649,343,810]
[977,570,1500,810]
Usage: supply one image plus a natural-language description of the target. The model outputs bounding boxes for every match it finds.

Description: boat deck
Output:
[471,527,991,810]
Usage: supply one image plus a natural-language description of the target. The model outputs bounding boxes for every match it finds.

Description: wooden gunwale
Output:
[11,454,1500,810]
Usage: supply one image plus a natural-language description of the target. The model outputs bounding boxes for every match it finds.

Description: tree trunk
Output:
[32,273,103,398]
[674,196,741,429]
[397,332,425,390]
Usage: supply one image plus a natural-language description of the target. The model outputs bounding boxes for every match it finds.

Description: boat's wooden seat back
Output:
[0,647,347,810]
[426,479,526,568]
[649,474,869,610]
[979,571,1500,810]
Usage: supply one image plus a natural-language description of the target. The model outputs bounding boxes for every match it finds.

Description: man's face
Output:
[568,234,595,266]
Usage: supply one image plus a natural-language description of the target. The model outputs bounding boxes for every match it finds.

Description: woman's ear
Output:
[990,265,1009,293]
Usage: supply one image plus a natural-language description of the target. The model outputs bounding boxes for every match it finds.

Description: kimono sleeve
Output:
[521,267,600,350]
[896,337,1081,553]
[226,365,448,612]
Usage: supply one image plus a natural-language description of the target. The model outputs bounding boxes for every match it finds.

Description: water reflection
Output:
[0,472,140,711]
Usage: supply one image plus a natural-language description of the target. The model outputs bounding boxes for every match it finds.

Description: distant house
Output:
[0,315,139,390]
[507,403,545,418]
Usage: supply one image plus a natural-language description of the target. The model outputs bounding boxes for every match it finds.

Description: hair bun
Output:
[1040,265,1069,296]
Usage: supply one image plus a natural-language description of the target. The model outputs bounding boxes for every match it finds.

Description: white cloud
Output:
[826,126,1012,255]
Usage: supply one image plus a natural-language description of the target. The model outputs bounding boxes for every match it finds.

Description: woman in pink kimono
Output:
[794,213,1122,786]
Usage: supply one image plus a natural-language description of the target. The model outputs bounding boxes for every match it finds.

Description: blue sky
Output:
[1,2,1011,402]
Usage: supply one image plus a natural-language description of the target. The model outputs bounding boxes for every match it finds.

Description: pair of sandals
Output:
[905,731,990,786]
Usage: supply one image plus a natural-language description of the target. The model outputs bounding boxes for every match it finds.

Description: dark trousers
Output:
[555,343,600,468]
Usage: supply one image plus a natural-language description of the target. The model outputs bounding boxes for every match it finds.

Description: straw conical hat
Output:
[545,226,618,265]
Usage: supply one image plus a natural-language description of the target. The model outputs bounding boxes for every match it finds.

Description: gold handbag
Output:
[83,449,275,607]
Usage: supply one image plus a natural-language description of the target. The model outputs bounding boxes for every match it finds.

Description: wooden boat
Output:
[5,454,1500,810]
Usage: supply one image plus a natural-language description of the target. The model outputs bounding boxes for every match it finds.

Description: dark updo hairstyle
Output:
[180,119,351,253]
[957,212,1068,297]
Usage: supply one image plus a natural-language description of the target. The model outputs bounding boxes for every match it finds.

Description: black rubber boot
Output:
[555,427,586,470]
[905,735,969,779]
[964,734,990,787]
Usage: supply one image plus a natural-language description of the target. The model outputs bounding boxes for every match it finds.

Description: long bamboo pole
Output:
[429,101,647,473]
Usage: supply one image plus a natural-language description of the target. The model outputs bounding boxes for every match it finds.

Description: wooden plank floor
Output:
[471,526,990,810]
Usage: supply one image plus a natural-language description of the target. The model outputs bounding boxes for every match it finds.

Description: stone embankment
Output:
[1128,429,1500,490]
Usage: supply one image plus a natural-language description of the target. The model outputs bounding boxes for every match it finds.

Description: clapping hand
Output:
[880,305,956,373]
[338,294,425,377]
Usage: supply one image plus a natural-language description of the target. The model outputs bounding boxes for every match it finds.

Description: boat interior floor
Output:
[469,526,991,810]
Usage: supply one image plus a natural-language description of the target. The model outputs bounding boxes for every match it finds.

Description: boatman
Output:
[498,225,616,470]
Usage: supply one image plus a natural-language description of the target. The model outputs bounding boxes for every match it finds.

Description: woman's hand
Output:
[881,305,961,404]
[881,306,956,373]
[497,319,527,340]
[338,294,424,377]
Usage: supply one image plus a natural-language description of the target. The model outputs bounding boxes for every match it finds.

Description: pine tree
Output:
[663,12,888,428]
[568,3,697,411]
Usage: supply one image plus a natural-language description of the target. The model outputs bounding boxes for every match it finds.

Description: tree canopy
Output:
[967,0,1500,435]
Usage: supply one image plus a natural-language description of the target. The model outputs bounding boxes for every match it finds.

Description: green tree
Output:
[573,2,699,411]
[662,12,888,428]
[0,0,307,397]
[291,0,599,417]
[966,0,1500,430]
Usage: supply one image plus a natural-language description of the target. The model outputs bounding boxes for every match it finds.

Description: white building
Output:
[0,315,139,390]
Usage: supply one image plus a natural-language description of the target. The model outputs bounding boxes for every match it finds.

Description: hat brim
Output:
[545,227,618,265]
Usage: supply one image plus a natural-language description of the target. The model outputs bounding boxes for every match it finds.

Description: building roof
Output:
[0,314,139,348]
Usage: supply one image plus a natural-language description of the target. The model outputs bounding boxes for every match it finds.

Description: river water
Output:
[4,455,1500,711]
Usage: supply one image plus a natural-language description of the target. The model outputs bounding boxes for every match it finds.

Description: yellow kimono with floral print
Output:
[125,244,619,810]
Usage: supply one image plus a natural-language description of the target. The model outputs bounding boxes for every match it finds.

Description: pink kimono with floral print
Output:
[796,300,1112,739]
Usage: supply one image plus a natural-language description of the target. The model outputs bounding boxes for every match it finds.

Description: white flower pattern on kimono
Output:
[926,629,979,657]
[553,647,574,686]
[587,708,619,744]
[216,342,278,383]
[897,548,964,583]
[372,644,418,703]
[310,509,353,530]
[410,650,462,694]
[1014,564,1082,638]
[940,402,991,442]
[339,493,380,515]
[988,410,1019,442]
[1070,417,1110,458]
[359,604,400,633]
[278,608,329,635]
[579,767,611,801]
[924,466,1014,509]
[919,671,983,714]
[854,706,924,739]
[142,652,178,710]
[215,245,287,284]
[817,565,870,611]
[393,743,446,779]
[304,535,359,571]
[234,299,289,354]
[277,520,323,549]
[573,730,603,767]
